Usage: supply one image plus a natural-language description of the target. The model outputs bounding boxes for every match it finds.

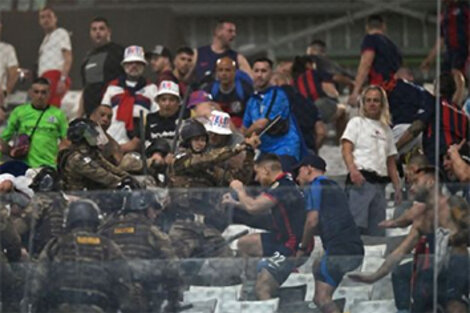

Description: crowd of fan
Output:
[1,1,470,312]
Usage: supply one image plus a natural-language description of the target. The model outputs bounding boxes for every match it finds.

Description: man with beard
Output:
[101,45,158,153]
[172,47,194,97]
[80,17,124,117]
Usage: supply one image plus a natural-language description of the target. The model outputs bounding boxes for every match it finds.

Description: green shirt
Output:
[2,103,68,168]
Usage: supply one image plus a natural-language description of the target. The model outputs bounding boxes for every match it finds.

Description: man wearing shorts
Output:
[227,153,306,299]
[295,154,364,313]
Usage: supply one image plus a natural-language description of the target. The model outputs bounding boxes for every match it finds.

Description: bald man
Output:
[204,56,253,128]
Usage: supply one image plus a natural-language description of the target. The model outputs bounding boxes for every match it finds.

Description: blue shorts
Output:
[257,232,296,285]
[314,250,363,288]
[261,232,294,257]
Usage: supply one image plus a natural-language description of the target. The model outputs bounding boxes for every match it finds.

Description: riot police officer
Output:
[166,119,259,258]
[0,206,23,312]
[25,199,139,313]
[169,119,257,188]
[99,190,179,312]
[15,167,68,257]
[59,118,131,191]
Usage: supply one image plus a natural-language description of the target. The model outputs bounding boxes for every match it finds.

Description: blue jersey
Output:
[263,173,306,253]
[243,86,301,159]
[305,176,363,254]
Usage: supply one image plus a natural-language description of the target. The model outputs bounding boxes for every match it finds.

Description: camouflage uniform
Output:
[29,228,140,313]
[59,144,129,191]
[0,209,23,312]
[99,212,178,312]
[0,208,22,263]
[14,192,68,257]
[167,145,254,258]
[169,145,253,188]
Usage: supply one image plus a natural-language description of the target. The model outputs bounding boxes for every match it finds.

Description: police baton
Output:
[165,303,194,313]
[171,84,193,154]
[139,110,148,176]
[193,229,249,258]
[258,115,282,138]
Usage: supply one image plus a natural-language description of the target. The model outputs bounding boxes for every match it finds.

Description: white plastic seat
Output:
[216,298,279,313]
[184,284,243,303]
[333,285,373,312]
[281,272,315,301]
[349,299,396,313]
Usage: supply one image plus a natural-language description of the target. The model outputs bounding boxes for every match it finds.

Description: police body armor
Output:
[47,230,114,310]
[99,214,157,260]
[31,193,67,256]
[99,213,172,313]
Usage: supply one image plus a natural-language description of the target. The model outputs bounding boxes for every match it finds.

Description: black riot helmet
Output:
[67,118,100,146]
[65,200,100,230]
[180,119,208,149]
[123,190,161,213]
[146,138,171,158]
[29,166,61,192]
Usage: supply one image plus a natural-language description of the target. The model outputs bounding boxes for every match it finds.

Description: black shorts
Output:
[412,254,469,312]
[314,246,364,288]
[441,254,469,303]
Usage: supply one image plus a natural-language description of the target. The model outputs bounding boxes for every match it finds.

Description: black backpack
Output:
[281,85,320,151]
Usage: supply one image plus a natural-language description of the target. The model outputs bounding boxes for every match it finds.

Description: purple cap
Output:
[187,90,213,109]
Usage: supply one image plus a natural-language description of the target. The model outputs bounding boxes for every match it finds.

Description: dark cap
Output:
[294,154,327,171]
[145,45,172,60]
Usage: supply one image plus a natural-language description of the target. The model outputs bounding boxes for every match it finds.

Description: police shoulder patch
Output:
[175,153,186,160]
[114,227,135,234]
[76,236,101,245]
[82,156,92,164]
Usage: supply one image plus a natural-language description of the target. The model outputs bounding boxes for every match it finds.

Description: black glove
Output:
[117,176,142,191]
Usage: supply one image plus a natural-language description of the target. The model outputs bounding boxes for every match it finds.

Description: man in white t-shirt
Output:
[101,45,158,153]
[0,19,19,109]
[341,85,401,236]
[38,7,72,107]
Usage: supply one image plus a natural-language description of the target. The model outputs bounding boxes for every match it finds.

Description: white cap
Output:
[121,45,148,65]
[205,110,232,135]
[157,80,180,98]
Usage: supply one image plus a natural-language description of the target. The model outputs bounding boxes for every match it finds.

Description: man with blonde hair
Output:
[341,85,401,236]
